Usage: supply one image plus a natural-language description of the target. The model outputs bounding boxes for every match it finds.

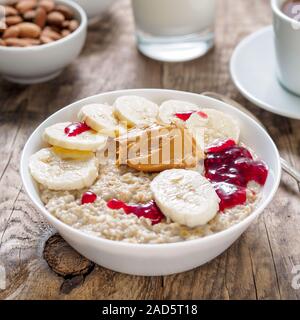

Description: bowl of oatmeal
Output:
[20,89,281,276]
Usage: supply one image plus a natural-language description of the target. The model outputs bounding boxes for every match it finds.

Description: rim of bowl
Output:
[0,0,87,51]
[20,89,282,249]
[271,0,300,26]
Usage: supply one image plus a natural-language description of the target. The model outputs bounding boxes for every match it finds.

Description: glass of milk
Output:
[131,0,216,62]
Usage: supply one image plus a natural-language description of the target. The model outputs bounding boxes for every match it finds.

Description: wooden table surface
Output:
[1,0,300,300]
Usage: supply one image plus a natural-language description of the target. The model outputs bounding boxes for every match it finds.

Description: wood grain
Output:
[0,0,299,300]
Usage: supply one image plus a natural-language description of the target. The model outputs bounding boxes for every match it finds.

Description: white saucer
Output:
[230,26,300,120]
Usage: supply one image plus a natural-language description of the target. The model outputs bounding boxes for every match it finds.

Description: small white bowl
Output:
[0,0,87,84]
[72,0,117,24]
[20,89,281,276]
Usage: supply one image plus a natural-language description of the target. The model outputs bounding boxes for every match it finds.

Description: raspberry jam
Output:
[204,139,268,211]
[206,139,236,153]
[81,191,97,205]
[64,122,91,137]
[213,183,247,212]
[197,111,208,119]
[175,112,194,121]
[107,199,164,225]
[175,111,208,122]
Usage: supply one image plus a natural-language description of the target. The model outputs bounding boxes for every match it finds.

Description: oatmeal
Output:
[29,96,268,244]
[40,161,262,244]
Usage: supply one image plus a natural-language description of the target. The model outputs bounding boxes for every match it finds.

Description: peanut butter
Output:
[116,124,203,172]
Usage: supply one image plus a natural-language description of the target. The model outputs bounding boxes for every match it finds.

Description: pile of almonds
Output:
[0,0,80,47]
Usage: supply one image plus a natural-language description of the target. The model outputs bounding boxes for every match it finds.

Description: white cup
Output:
[271,0,300,95]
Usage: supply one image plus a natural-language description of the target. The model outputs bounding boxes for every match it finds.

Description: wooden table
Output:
[1,0,300,300]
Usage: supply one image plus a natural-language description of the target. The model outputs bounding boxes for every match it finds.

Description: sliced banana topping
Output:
[29,148,99,190]
[158,100,201,125]
[52,146,94,160]
[186,109,240,146]
[78,104,121,137]
[114,95,159,127]
[43,122,108,151]
[151,169,220,228]
[30,95,242,230]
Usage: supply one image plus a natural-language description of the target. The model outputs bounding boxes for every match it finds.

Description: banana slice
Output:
[151,169,220,228]
[29,148,99,190]
[78,104,121,137]
[158,100,201,124]
[114,95,159,127]
[52,146,94,160]
[185,112,208,153]
[186,109,240,146]
[43,122,108,151]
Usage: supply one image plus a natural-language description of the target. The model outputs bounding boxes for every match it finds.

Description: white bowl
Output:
[72,0,116,24]
[20,89,281,276]
[0,0,87,84]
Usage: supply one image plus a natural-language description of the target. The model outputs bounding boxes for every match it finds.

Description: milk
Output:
[131,0,216,37]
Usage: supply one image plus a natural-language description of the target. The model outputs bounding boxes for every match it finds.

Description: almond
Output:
[0,1,80,48]
[47,11,65,26]
[61,29,70,37]
[4,5,18,16]
[62,20,69,28]
[42,27,61,40]
[69,19,79,32]
[34,7,47,28]
[6,15,23,26]
[4,37,29,47]
[18,22,41,38]
[16,0,37,14]
[45,24,60,32]
[40,35,53,44]
[3,25,20,39]
[23,10,36,21]
[55,4,74,20]
[21,37,41,46]
[44,25,60,32]
[39,0,55,13]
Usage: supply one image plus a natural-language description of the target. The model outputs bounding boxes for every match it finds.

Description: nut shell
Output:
[34,7,47,28]
[40,35,53,44]
[69,19,79,32]
[23,10,36,21]
[5,37,40,47]
[3,25,20,39]
[39,0,55,13]
[6,15,23,26]
[47,11,65,26]
[18,22,41,38]
[4,6,18,16]
[41,27,61,40]
[16,0,37,14]
[0,0,80,47]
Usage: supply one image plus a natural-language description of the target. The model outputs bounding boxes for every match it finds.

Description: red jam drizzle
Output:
[175,112,194,122]
[213,183,247,212]
[64,122,91,137]
[206,138,236,153]
[204,139,268,211]
[107,199,164,225]
[197,111,208,119]
[81,191,97,205]
[175,110,208,122]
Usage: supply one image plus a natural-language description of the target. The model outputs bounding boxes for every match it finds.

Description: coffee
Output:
[272,0,300,95]
[282,0,300,19]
